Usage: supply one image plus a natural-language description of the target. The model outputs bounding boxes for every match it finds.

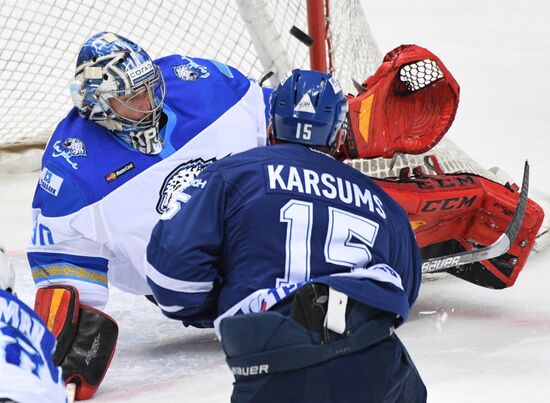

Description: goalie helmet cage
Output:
[0,0,533,184]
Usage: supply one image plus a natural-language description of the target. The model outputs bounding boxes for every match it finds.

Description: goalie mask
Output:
[0,246,15,293]
[70,32,166,155]
[270,69,348,148]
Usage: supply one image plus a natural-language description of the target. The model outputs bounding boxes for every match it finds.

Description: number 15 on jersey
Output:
[276,199,380,287]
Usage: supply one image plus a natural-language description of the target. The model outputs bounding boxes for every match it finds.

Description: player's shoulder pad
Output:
[35,113,100,217]
[204,146,274,174]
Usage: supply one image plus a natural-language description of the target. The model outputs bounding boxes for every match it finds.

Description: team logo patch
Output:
[52,137,87,169]
[105,162,135,183]
[39,168,64,196]
[173,57,210,81]
[156,157,217,214]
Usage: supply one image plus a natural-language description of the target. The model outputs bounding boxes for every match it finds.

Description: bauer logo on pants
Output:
[39,168,64,196]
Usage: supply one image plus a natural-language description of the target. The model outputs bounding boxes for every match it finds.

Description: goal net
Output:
[0,0,500,179]
[0,0,547,251]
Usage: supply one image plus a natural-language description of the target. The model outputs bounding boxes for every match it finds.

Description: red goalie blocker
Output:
[338,44,460,160]
[374,172,544,289]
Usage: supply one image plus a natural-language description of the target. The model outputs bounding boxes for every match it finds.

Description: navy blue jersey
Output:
[146,144,421,328]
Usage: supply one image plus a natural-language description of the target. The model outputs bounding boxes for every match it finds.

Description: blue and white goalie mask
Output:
[70,32,166,155]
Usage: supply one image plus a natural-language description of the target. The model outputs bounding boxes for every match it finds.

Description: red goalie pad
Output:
[374,172,544,289]
[339,44,460,160]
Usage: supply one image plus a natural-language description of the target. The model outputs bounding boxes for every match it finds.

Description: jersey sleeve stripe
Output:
[31,263,108,287]
[145,262,213,293]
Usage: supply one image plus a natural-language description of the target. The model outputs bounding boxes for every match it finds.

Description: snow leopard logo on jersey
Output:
[156,157,218,214]
[173,57,210,81]
[52,137,88,170]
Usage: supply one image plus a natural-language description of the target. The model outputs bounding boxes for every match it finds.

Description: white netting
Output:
[345,138,499,181]
[0,0,495,181]
[0,0,520,183]
[0,0,378,151]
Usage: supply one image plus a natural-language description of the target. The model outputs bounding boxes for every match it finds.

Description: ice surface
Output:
[1,0,549,401]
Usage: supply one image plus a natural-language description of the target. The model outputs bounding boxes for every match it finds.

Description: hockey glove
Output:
[339,44,459,160]
[35,285,118,400]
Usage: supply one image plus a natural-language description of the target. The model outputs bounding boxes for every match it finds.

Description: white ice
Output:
[1,0,549,401]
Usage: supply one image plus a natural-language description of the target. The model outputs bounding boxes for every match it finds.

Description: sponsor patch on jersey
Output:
[52,137,87,170]
[105,162,135,183]
[39,168,64,196]
[156,157,217,214]
[173,57,210,81]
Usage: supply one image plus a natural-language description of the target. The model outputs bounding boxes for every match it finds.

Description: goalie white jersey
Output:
[27,55,268,308]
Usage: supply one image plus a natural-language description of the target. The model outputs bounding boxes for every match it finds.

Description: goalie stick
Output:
[421,161,529,274]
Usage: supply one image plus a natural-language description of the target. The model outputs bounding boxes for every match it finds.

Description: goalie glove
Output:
[35,286,118,400]
[338,44,460,160]
[374,169,544,289]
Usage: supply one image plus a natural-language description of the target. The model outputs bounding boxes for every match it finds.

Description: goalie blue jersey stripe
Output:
[28,252,109,287]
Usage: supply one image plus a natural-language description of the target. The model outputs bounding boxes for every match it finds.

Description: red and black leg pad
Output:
[34,286,118,400]
[374,172,545,288]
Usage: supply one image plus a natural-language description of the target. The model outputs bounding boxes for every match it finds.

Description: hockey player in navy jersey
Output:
[147,69,427,402]
[0,247,68,403]
[26,32,268,399]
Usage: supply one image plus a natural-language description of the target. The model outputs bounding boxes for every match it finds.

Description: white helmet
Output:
[0,246,15,293]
